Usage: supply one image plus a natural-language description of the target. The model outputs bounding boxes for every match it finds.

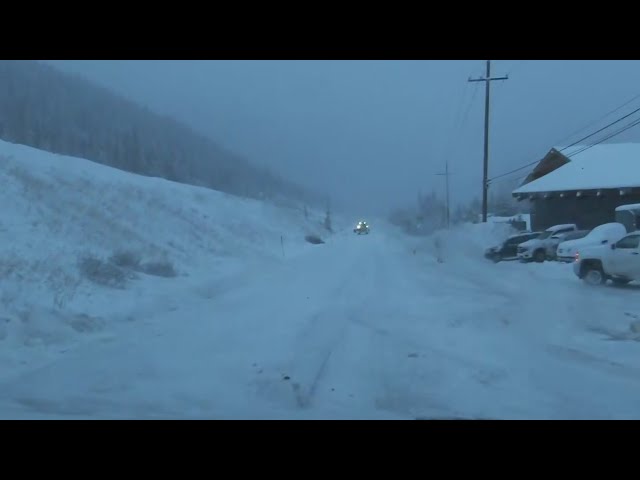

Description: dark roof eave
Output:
[513,187,640,197]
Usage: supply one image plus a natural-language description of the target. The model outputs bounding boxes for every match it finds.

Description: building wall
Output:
[529,193,640,231]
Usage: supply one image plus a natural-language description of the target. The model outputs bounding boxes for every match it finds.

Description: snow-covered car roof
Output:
[547,224,576,231]
[507,231,540,239]
[615,203,640,212]
[588,222,626,234]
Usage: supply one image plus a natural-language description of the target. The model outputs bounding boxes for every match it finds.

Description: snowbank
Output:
[0,139,335,353]
[405,221,516,265]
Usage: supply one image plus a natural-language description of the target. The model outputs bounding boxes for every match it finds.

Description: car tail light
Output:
[574,252,580,262]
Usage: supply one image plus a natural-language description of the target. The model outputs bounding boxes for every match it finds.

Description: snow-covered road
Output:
[3,222,640,419]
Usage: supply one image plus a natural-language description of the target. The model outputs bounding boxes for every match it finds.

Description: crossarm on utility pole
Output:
[468,76,509,82]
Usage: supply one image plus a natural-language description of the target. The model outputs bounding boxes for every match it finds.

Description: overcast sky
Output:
[46,60,640,215]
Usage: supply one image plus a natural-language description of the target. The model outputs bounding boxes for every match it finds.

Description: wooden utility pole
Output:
[468,60,508,222]
[435,161,452,228]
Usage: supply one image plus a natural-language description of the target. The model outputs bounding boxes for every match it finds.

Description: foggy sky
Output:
[46,60,640,215]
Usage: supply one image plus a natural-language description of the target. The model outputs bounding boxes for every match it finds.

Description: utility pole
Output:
[435,161,452,228]
[468,60,508,222]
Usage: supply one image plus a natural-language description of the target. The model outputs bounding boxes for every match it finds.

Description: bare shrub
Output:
[305,234,325,245]
[140,261,177,278]
[78,255,127,289]
[109,250,142,269]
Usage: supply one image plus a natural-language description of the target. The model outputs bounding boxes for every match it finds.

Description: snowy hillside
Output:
[0,140,339,379]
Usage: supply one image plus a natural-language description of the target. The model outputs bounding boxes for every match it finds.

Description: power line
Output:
[559,104,640,152]
[554,92,640,148]
[491,113,640,186]
[459,83,480,130]
[441,66,483,166]
[441,80,473,163]
[488,93,640,184]
[491,61,524,112]
[489,159,540,182]
[490,172,529,185]
[446,83,481,166]
[565,115,640,158]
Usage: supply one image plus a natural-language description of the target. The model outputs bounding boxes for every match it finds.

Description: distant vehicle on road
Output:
[354,221,370,235]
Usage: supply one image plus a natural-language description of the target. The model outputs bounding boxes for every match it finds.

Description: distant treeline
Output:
[389,184,528,235]
[0,60,320,206]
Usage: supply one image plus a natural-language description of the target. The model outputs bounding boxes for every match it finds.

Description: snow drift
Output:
[0,140,336,367]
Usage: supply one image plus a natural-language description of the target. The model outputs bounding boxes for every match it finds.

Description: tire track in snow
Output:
[290,335,338,408]
[268,235,381,410]
[284,285,366,408]
[545,344,640,383]
[284,232,463,416]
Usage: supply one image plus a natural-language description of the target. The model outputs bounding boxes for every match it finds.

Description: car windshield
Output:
[538,231,553,240]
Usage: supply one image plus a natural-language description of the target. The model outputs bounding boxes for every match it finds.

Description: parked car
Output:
[517,224,578,263]
[545,230,590,260]
[573,232,640,285]
[556,223,627,263]
[484,231,541,263]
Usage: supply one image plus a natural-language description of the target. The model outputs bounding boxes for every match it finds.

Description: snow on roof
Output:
[615,203,640,212]
[513,143,640,194]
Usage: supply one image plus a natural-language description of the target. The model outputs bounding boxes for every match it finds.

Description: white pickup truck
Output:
[517,224,578,263]
[573,232,640,285]
[556,222,627,263]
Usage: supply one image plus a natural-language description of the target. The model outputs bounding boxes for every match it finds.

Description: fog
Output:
[46,60,640,215]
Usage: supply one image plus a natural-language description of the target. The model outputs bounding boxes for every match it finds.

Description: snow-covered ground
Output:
[2,141,640,419]
[0,140,338,392]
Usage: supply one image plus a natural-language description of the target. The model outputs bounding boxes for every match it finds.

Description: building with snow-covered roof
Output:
[512,144,640,231]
